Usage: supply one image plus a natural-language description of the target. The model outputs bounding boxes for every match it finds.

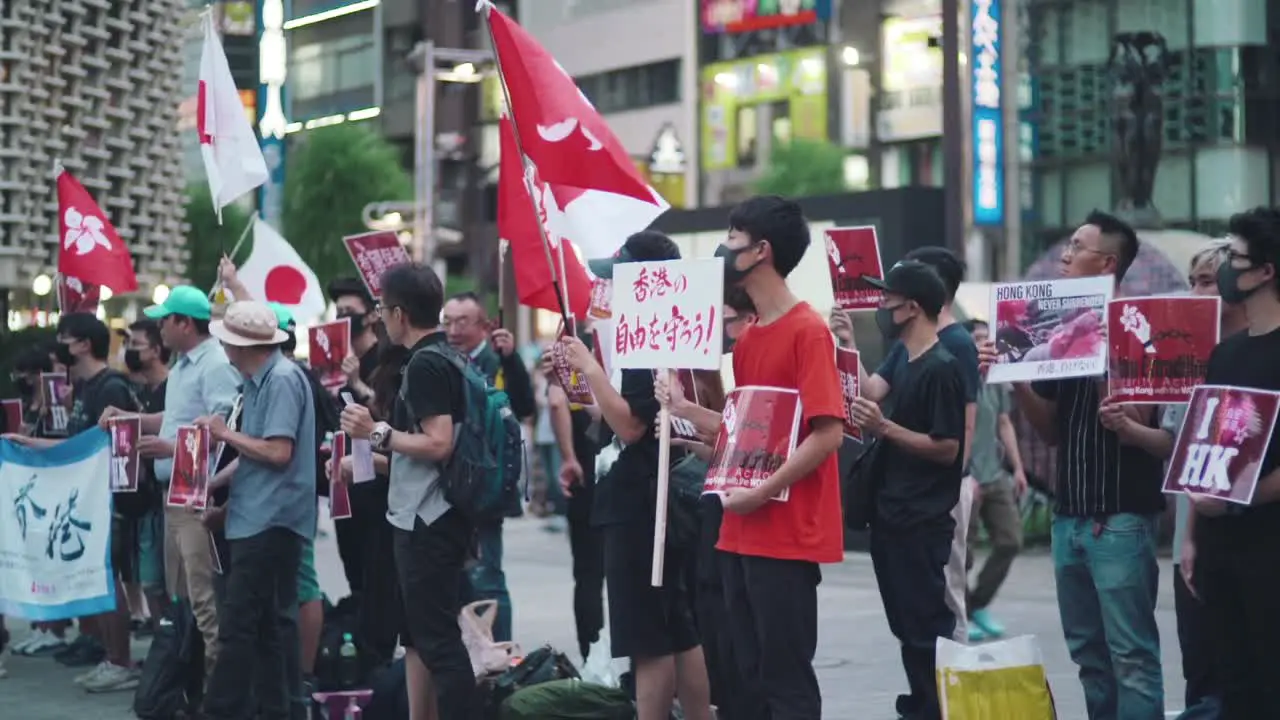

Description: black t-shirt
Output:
[1199,326,1280,543]
[592,369,663,528]
[1032,377,1165,517]
[391,332,466,433]
[69,368,135,436]
[340,346,381,405]
[872,342,967,529]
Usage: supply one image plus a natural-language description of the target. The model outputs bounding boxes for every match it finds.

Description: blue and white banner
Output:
[0,430,115,620]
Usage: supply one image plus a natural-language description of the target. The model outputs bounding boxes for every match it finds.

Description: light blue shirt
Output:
[226,351,317,541]
[154,337,242,482]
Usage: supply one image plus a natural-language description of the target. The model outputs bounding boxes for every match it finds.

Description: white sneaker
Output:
[15,629,65,656]
[83,663,139,694]
[74,661,111,686]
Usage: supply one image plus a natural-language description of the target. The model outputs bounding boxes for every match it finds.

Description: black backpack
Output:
[313,596,362,692]
[133,600,205,719]
[483,645,579,717]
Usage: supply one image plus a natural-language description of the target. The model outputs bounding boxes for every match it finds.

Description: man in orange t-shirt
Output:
[667,195,845,718]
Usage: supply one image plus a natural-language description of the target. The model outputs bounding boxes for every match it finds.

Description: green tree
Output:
[282,123,413,288]
[753,138,848,198]
[184,185,253,291]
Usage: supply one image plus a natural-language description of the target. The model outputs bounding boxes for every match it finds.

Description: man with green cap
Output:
[100,284,241,685]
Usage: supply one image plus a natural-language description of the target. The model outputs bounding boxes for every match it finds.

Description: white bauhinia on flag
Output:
[198,11,268,217]
[236,218,326,322]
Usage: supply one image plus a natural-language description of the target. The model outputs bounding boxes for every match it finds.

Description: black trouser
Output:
[334,478,388,594]
[567,472,604,660]
[204,527,303,720]
[720,552,822,720]
[870,522,954,720]
[1173,564,1218,710]
[688,498,743,719]
[1198,531,1280,719]
[393,509,474,719]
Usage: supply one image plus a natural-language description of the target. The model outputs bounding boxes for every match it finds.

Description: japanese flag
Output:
[236,218,326,323]
[198,12,268,217]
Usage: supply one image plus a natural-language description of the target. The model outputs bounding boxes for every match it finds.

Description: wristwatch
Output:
[370,421,393,451]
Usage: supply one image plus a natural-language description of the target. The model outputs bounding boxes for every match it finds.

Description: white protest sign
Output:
[610,258,724,371]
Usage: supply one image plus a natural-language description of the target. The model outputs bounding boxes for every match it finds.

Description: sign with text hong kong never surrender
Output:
[610,258,725,371]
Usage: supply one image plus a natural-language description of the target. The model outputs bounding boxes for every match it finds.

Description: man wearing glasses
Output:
[440,292,536,643]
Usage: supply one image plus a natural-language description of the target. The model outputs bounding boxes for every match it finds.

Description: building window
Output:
[291,34,376,102]
[575,59,681,114]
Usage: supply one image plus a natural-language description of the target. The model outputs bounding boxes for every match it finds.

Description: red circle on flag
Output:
[264,265,306,305]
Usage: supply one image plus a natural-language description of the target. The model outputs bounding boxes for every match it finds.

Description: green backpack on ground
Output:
[499,679,634,720]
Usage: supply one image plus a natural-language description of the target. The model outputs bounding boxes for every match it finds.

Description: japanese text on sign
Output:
[610,259,725,371]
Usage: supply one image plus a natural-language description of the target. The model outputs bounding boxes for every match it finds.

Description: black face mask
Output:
[1217,261,1265,305]
[715,243,764,286]
[875,305,911,340]
[55,342,77,367]
[340,312,367,337]
[722,334,737,354]
[124,349,145,373]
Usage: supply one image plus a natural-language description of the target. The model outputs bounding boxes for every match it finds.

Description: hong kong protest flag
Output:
[56,167,138,293]
[198,11,268,217]
[482,4,659,206]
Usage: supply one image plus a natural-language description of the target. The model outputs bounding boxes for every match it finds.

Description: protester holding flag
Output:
[663,196,845,719]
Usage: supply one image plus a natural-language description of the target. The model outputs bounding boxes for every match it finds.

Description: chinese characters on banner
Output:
[551,318,594,406]
[1107,296,1220,403]
[343,231,411,300]
[589,278,613,320]
[41,372,69,437]
[835,348,862,440]
[1163,385,1280,505]
[108,416,141,492]
[329,431,352,520]
[0,430,116,620]
[704,386,804,502]
[610,259,724,371]
[167,425,211,511]
[987,275,1114,383]
[2,399,21,434]
[824,227,885,311]
[309,318,352,393]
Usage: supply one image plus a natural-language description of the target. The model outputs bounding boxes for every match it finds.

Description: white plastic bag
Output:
[459,600,520,678]
[936,635,1056,720]
[580,633,626,688]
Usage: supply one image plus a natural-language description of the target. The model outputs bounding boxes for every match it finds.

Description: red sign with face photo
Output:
[309,318,352,392]
[824,227,884,311]
[1164,385,1280,505]
[1107,296,1220,403]
[705,386,803,501]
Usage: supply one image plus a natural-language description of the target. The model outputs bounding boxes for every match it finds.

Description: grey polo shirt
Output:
[154,337,242,482]
[225,350,317,541]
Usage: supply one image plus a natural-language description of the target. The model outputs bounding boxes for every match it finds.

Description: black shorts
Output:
[111,515,138,584]
[392,509,470,652]
[604,521,700,660]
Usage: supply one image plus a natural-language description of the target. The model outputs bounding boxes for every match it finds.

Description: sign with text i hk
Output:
[1163,385,1280,505]
[611,259,724,371]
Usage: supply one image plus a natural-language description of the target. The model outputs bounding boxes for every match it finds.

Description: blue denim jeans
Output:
[1052,514,1164,720]
[467,519,513,642]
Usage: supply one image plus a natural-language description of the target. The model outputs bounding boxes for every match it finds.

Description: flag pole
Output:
[209,217,253,300]
[480,3,570,327]
[497,239,508,329]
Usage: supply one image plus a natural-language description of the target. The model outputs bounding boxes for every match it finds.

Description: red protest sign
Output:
[56,274,102,315]
[330,432,353,520]
[41,372,69,437]
[552,316,593,406]
[168,425,211,511]
[1164,385,1280,505]
[2,399,22,435]
[109,415,141,492]
[825,226,884,311]
[1108,296,1220,403]
[836,348,862,440]
[705,386,803,502]
[343,231,411,300]
[308,318,351,392]
[611,259,724,371]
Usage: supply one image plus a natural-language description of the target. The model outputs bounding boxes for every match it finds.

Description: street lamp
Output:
[32,274,52,297]
[408,41,494,279]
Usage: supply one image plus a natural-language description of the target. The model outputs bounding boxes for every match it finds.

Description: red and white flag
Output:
[198,12,267,216]
[56,167,138,294]
[484,5,664,208]
[236,218,326,322]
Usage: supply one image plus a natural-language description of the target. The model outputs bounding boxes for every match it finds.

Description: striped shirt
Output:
[1032,378,1164,517]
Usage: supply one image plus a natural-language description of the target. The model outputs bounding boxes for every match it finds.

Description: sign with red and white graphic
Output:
[308,318,351,393]
[343,231,411,301]
[1164,385,1280,505]
[611,259,724,371]
[168,425,211,511]
[825,227,884,311]
[55,274,102,315]
[1107,296,1220,404]
[109,416,141,493]
[836,348,862,440]
[551,317,593,406]
[987,275,1114,384]
[588,278,612,319]
[2,399,22,435]
[329,432,353,520]
[236,218,326,321]
[56,168,138,294]
[41,372,69,437]
[705,386,803,501]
